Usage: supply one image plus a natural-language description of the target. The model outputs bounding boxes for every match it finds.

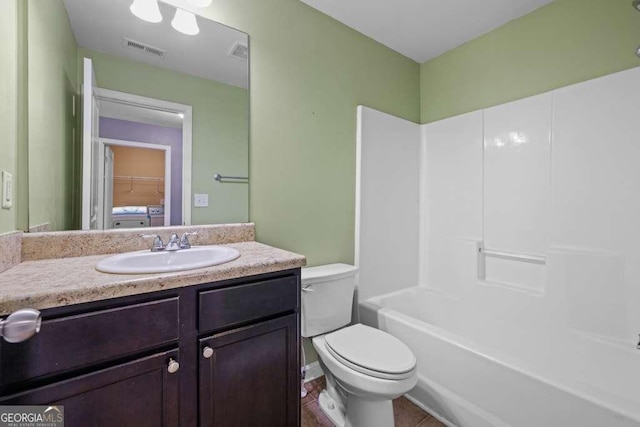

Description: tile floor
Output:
[301,377,445,427]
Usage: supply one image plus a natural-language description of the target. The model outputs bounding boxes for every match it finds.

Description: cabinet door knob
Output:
[167,358,180,374]
[203,346,214,359]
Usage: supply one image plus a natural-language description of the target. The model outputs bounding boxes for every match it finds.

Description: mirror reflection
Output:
[27,0,249,232]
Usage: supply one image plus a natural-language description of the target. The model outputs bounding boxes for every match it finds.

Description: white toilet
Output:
[301,264,418,427]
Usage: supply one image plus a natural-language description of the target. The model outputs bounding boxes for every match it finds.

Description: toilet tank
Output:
[301,264,358,338]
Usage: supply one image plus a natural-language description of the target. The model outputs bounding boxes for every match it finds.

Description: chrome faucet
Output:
[180,231,198,249]
[141,234,165,252]
[141,231,198,252]
[165,233,181,251]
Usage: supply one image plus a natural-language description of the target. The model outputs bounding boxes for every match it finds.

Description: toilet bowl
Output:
[301,264,418,427]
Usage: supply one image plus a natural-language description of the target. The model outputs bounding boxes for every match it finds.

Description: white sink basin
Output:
[96,246,240,274]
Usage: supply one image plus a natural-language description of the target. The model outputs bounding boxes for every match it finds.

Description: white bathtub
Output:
[360,287,640,427]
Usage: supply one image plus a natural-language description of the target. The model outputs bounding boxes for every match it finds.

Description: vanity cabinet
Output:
[0,269,301,427]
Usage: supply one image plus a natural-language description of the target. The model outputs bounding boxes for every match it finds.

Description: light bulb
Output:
[187,0,213,8]
[172,9,200,35]
[130,0,162,23]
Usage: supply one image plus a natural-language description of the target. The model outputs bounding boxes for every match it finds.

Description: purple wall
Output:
[100,117,183,225]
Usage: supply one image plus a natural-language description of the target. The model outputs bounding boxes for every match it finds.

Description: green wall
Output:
[79,48,249,225]
[6,0,636,275]
[421,0,640,123]
[16,0,29,233]
[7,0,638,260]
[0,0,19,234]
[27,0,78,231]
[6,0,421,261]
[197,0,421,266]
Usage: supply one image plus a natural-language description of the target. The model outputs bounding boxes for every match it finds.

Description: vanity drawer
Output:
[198,276,298,332]
[0,297,179,386]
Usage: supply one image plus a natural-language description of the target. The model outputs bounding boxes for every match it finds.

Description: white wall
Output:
[421,110,483,295]
[551,68,640,341]
[420,66,640,344]
[482,93,551,292]
[355,106,420,301]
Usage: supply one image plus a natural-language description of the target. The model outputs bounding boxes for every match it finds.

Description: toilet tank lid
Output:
[302,264,358,285]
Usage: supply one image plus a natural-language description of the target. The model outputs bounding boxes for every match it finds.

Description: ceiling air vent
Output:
[122,37,167,58]
[228,42,248,60]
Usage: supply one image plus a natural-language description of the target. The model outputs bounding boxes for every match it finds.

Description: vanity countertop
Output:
[0,241,306,315]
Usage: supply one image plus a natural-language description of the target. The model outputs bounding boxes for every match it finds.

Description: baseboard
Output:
[303,361,324,383]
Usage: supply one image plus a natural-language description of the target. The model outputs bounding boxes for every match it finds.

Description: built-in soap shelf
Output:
[477,242,547,293]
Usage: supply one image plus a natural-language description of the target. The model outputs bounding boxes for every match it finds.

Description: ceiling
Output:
[299,0,554,63]
[63,0,249,88]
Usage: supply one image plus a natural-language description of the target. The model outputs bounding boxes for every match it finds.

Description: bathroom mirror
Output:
[26,0,249,232]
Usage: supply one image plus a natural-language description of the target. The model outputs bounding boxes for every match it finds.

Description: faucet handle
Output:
[140,234,164,252]
[180,231,198,249]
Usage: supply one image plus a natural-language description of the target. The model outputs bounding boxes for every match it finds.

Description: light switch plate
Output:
[2,171,13,209]
[194,193,208,208]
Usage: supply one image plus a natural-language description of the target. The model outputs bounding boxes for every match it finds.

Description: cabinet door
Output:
[199,314,300,427]
[1,349,180,427]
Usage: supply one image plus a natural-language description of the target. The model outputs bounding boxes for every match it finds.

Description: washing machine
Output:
[111,206,150,229]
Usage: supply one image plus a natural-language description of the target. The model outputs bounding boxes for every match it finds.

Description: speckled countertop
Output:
[0,241,306,315]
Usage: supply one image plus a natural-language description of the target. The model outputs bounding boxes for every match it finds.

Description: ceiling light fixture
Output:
[130,0,163,23]
[187,0,213,8]
[172,9,200,35]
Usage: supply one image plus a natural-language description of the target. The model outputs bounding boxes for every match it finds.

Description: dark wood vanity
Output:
[0,268,301,427]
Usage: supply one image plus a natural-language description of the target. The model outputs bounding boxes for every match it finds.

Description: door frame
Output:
[82,58,99,230]
[94,88,192,226]
[103,146,114,230]
[101,138,172,227]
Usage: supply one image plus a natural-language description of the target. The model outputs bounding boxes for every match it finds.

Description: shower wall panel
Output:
[355,106,421,302]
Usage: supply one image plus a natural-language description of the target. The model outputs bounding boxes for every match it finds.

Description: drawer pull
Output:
[0,309,42,343]
[202,346,214,359]
[167,358,180,374]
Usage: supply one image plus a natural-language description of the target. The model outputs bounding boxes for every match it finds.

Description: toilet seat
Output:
[324,324,416,380]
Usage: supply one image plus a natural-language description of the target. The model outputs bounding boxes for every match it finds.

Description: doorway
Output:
[96,90,191,228]
[101,139,171,229]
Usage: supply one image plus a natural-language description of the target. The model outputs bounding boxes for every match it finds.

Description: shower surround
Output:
[355,66,640,426]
